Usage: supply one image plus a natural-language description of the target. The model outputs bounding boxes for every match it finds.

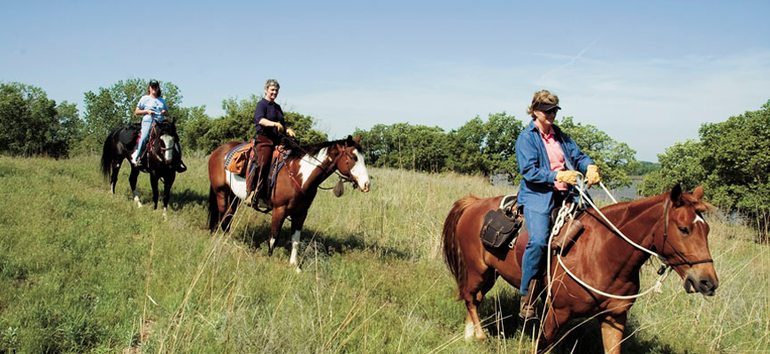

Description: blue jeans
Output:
[520,191,569,295]
[135,119,154,161]
[520,207,551,295]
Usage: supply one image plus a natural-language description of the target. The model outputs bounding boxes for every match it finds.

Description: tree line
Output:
[638,100,770,242]
[3,79,767,237]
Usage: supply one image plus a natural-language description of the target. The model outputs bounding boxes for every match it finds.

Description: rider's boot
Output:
[174,159,187,173]
[519,279,540,321]
[244,161,256,207]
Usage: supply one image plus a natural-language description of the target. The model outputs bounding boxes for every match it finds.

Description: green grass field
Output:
[0,154,767,353]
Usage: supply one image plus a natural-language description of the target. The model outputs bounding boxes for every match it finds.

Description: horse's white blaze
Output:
[299,148,328,187]
[290,230,301,265]
[694,214,705,224]
[350,150,370,190]
[160,134,175,162]
[225,170,248,200]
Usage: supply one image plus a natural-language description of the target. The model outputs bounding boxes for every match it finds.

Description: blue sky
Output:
[2,1,769,161]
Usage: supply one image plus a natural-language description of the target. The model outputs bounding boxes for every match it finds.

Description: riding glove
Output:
[555,170,579,185]
[586,164,601,187]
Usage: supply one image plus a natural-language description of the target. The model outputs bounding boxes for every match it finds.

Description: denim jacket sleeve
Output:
[515,126,557,185]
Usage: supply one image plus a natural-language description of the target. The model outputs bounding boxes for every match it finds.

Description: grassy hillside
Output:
[0,154,767,353]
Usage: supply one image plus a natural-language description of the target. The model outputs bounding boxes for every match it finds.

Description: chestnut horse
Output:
[208,135,370,266]
[101,121,180,214]
[442,185,718,353]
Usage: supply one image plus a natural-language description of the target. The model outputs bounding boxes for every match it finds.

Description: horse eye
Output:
[678,227,690,235]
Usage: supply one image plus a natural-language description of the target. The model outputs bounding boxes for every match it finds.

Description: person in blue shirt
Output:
[131,80,186,172]
[515,89,601,320]
[245,79,295,209]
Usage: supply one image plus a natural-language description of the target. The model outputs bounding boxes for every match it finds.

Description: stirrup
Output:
[175,161,187,173]
[519,297,539,321]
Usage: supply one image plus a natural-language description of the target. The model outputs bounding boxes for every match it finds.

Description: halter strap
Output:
[660,199,714,267]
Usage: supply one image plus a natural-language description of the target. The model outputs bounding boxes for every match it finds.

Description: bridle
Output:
[279,133,360,190]
[147,122,176,163]
[658,199,714,268]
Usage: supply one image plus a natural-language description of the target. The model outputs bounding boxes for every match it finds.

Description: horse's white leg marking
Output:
[289,230,301,265]
[298,148,328,187]
[464,320,475,341]
[351,150,370,192]
[162,207,167,220]
[133,190,143,208]
[269,238,276,250]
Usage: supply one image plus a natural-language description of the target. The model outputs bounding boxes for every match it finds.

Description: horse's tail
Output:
[208,186,220,232]
[442,195,479,299]
[100,128,118,180]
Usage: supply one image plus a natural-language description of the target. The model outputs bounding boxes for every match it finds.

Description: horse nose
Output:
[686,273,718,296]
[699,278,718,296]
[361,181,370,192]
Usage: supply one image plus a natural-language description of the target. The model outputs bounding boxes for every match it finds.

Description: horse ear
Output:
[355,135,361,143]
[692,185,704,200]
[670,183,683,205]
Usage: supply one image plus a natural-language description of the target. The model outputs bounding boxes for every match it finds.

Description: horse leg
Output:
[129,166,142,208]
[150,173,160,210]
[268,206,287,256]
[462,269,494,340]
[223,192,237,232]
[110,160,121,194]
[538,306,570,353]
[599,312,627,354]
[288,211,308,267]
[161,173,175,218]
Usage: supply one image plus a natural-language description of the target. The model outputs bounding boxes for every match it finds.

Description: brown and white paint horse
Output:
[442,185,718,353]
[208,135,370,267]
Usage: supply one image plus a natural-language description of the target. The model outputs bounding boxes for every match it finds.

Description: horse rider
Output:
[245,79,295,209]
[515,89,601,321]
[131,80,187,172]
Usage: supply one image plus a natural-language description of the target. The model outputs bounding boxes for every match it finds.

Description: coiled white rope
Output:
[545,175,672,301]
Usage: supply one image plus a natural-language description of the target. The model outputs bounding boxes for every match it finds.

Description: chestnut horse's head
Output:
[657,184,718,296]
[330,135,370,192]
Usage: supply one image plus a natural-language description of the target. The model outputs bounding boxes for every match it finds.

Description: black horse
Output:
[100,120,181,214]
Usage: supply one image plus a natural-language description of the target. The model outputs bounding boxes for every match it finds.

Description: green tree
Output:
[557,116,638,189]
[637,140,706,196]
[0,82,73,157]
[638,101,770,240]
[194,96,328,153]
[79,79,182,154]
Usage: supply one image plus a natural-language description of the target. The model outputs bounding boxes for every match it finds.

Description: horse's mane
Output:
[287,138,362,158]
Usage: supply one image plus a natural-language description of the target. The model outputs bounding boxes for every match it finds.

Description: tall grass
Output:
[0,154,767,353]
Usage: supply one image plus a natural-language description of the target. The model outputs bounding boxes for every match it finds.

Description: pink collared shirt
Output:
[539,127,568,191]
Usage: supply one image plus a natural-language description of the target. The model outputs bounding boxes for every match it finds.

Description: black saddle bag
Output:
[480,204,524,248]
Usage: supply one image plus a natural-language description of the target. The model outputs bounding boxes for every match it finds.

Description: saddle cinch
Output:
[480,195,585,255]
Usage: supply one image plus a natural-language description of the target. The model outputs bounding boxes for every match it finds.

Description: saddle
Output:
[481,196,585,255]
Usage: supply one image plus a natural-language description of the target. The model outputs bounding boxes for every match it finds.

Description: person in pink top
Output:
[514,89,602,321]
